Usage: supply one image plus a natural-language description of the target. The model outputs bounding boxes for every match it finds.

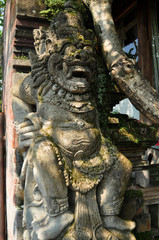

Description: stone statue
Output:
[12,2,136,239]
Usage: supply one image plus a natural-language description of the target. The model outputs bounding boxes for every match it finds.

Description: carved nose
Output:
[74,52,81,59]
[75,51,87,61]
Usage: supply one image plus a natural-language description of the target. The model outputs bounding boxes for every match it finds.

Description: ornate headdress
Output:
[32,1,95,58]
[29,1,96,96]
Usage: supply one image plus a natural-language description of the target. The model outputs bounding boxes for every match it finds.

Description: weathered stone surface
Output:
[12,2,136,240]
[17,0,46,18]
[13,210,23,240]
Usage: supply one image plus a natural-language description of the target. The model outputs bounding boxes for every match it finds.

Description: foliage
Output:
[14,54,29,60]
[93,53,124,137]
[39,0,66,20]
[39,0,91,26]
[124,190,143,199]
[107,113,158,146]
[0,0,6,37]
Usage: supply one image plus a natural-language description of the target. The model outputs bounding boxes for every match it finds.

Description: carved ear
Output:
[33,29,41,55]
[29,52,38,64]
[33,29,41,42]
[45,38,53,54]
[33,28,46,55]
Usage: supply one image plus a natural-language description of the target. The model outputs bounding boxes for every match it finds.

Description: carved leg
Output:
[63,188,118,240]
[86,189,118,240]
[63,191,93,240]
[32,140,67,199]
[25,139,73,239]
[97,153,136,235]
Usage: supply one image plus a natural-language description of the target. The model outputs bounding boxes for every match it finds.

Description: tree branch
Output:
[83,0,159,125]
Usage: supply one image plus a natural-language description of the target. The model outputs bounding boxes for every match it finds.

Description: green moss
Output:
[107,113,158,146]
[65,37,74,43]
[119,127,139,143]
[14,54,29,60]
[67,49,83,57]
[37,95,43,102]
[84,39,92,45]
[77,34,84,41]
[93,54,122,136]
[125,190,143,199]
[39,0,89,22]
[39,0,66,19]
[64,10,78,16]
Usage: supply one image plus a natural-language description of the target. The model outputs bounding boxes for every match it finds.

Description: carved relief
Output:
[12,2,136,239]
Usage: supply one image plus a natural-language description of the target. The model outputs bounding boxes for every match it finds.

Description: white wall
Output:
[113,98,140,120]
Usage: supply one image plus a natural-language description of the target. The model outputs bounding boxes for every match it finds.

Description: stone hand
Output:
[18,118,40,149]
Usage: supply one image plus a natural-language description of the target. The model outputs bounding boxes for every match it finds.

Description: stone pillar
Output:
[2,1,49,239]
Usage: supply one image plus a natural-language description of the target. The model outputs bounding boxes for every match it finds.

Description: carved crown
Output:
[32,1,95,57]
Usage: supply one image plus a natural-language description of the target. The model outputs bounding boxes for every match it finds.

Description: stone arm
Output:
[12,74,40,149]
[83,0,159,125]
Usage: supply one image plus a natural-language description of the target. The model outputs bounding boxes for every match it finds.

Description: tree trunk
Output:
[83,0,159,125]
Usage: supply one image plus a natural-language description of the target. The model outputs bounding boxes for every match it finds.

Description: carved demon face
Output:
[47,31,97,94]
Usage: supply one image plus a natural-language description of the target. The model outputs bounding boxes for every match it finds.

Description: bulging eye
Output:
[64,45,76,56]
[83,46,93,53]
[45,38,53,53]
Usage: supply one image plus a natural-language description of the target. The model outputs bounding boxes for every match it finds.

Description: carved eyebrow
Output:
[59,42,76,55]
[58,41,93,55]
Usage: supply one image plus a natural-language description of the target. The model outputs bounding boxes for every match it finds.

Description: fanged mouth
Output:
[66,66,91,80]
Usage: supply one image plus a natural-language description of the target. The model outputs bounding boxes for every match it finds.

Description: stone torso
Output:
[19,20,101,159]
[37,89,101,158]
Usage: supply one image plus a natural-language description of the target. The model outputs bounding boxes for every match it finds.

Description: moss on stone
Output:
[39,0,66,19]
[107,113,158,147]
[125,190,143,199]
[39,0,89,23]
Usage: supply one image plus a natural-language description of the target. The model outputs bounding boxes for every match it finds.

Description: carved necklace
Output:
[38,81,95,113]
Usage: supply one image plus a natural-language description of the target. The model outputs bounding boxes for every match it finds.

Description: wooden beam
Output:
[137,0,153,123]
[137,0,153,85]
[0,113,5,240]
[114,1,137,22]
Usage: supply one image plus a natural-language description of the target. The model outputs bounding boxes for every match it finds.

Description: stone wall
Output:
[2,1,49,238]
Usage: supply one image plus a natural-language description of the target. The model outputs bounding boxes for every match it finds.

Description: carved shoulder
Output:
[12,74,36,124]
[19,74,36,105]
